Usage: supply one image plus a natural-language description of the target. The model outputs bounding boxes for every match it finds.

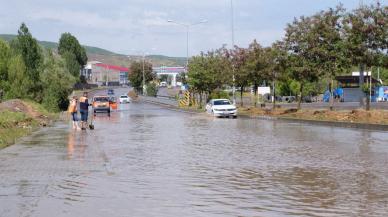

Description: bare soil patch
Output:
[0,99,50,126]
[238,107,388,125]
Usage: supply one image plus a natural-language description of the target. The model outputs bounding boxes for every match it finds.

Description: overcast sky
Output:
[0,0,385,57]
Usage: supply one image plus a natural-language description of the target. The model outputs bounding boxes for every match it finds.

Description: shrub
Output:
[146,83,158,97]
[208,91,230,102]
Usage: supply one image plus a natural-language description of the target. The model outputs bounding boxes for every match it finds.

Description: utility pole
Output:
[186,26,189,71]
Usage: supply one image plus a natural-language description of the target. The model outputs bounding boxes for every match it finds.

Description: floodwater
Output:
[1,98,388,216]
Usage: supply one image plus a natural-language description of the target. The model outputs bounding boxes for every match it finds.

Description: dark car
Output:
[107,89,114,95]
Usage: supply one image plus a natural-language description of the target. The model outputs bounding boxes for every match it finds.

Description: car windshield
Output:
[94,97,109,102]
[213,100,231,105]
[120,96,128,98]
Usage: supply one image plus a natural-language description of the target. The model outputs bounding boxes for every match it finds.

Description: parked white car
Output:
[119,95,130,103]
[206,99,237,118]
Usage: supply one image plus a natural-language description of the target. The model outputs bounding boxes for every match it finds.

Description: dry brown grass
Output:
[238,107,388,125]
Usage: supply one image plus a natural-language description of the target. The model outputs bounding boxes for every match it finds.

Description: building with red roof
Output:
[82,61,130,86]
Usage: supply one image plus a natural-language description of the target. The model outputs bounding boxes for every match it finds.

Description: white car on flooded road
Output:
[119,95,130,103]
[206,99,237,118]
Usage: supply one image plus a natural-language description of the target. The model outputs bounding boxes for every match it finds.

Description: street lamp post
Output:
[142,53,146,96]
[129,51,148,96]
[231,0,236,105]
[167,19,207,73]
[105,65,109,86]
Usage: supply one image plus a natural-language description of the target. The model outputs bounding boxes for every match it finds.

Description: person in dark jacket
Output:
[79,92,90,130]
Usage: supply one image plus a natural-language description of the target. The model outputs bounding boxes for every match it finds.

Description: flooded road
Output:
[1,97,388,216]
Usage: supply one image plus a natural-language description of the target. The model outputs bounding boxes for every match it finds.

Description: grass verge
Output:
[0,100,57,149]
[0,111,38,148]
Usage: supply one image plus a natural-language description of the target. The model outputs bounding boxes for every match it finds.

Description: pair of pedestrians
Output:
[68,92,90,130]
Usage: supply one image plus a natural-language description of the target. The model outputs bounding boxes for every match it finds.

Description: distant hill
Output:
[0,34,115,55]
[0,34,185,66]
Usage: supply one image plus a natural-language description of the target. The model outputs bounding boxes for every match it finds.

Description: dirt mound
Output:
[127,90,139,101]
[0,99,49,126]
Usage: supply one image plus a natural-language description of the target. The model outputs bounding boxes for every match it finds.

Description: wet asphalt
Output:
[1,88,388,217]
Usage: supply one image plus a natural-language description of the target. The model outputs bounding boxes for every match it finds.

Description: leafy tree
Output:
[187,53,217,105]
[146,83,158,97]
[342,2,387,108]
[268,41,289,109]
[62,51,81,77]
[0,39,10,95]
[6,55,29,99]
[40,52,76,112]
[11,23,43,101]
[129,61,154,93]
[58,32,87,67]
[188,49,230,106]
[245,40,274,106]
[284,16,324,109]
[58,33,87,80]
[0,40,10,81]
[246,40,264,106]
[313,6,349,109]
[229,46,250,106]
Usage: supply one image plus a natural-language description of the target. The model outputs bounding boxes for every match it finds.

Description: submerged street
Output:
[1,95,388,217]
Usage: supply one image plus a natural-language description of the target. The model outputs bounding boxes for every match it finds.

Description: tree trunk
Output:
[359,64,365,109]
[366,71,371,111]
[297,83,304,110]
[329,79,334,111]
[240,86,244,107]
[366,95,370,111]
[254,82,258,108]
[199,91,203,109]
[272,80,276,110]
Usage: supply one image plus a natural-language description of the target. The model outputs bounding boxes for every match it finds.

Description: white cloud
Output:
[29,9,137,31]
[0,0,375,56]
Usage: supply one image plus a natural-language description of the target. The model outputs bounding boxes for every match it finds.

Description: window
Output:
[213,100,231,105]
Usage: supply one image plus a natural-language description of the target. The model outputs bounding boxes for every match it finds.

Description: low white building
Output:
[153,66,185,87]
[82,61,129,86]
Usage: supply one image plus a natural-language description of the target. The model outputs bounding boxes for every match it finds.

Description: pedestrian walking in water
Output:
[79,92,90,130]
[68,96,81,130]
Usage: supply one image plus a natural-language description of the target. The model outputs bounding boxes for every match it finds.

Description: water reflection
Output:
[66,131,87,161]
[2,102,388,217]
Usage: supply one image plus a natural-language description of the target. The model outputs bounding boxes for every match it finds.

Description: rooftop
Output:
[95,63,128,72]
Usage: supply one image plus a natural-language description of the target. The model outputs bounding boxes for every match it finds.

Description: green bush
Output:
[146,83,158,97]
[208,91,230,102]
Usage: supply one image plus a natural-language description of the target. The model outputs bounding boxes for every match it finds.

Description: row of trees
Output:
[0,23,87,111]
[187,2,387,109]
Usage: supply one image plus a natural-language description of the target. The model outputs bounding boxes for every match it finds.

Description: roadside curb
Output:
[279,117,388,131]
[139,97,202,115]
[140,96,388,131]
[239,114,388,131]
